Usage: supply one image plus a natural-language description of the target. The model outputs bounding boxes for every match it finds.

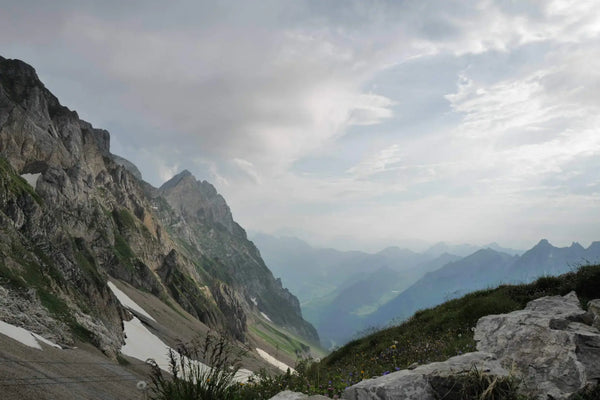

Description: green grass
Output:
[249,321,318,360]
[248,264,600,398]
[111,208,138,231]
[113,232,136,270]
[0,157,43,205]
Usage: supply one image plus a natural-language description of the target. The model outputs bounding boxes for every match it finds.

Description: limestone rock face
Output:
[157,169,319,342]
[475,292,600,399]
[342,352,506,400]
[0,56,319,354]
[588,299,600,329]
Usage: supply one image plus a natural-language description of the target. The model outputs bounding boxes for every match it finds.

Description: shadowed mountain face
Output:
[365,249,518,329]
[0,56,318,355]
[365,240,600,335]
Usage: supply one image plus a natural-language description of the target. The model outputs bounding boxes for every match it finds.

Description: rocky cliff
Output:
[0,56,318,356]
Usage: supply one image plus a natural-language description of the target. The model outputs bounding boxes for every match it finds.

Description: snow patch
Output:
[121,316,184,371]
[21,173,41,188]
[0,320,61,350]
[108,281,156,322]
[32,332,62,349]
[260,312,272,322]
[256,348,294,373]
[121,316,251,381]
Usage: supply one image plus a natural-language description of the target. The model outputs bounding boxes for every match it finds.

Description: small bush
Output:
[147,333,244,400]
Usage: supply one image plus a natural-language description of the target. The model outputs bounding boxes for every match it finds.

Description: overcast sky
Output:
[2,0,599,251]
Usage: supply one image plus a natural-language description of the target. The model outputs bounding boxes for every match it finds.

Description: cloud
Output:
[346,144,403,179]
[2,0,600,250]
[49,9,399,181]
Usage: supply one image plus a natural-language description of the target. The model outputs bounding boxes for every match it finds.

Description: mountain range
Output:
[0,54,318,375]
[254,233,600,348]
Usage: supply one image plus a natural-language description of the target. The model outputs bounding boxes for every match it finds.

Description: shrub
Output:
[147,333,244,400]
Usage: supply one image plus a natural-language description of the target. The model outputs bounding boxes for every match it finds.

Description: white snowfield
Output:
[108,281,156,322]
[260,312,272,322]
[0,320,62,350]
[256,348,294,373]
[122,316,252,382]
[21,173,41,188]
[110,281,252,382]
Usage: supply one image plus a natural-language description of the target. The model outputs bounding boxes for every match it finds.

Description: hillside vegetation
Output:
[247,264,600,398]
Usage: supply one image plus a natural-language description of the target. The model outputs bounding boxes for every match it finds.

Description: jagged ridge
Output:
[0,56,318,355]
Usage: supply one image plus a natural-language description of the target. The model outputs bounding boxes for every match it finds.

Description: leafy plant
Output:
[147,333,244,400]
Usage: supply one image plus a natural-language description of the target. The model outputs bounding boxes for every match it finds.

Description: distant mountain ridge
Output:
[253,233,598,348]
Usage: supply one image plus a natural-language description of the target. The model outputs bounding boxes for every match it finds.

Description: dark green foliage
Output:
[111,208,138,231]
[113,232,136,271]
[574,265,600,305]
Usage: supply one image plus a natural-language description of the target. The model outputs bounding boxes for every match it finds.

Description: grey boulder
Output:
[475,291,600,399]
[342,352,507,400]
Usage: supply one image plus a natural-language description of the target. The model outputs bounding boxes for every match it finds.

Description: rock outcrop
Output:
[475,292,600,399]
[0,56,318,355]
[342,352,507,400]
[316,292,600,400]
[157,170,318,342]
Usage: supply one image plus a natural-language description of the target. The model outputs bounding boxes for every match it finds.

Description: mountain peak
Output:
[535,239,551,247]
[570,242,584,251]
[172,169,194,181]
[159,169,196,191]
[0,58,44,102]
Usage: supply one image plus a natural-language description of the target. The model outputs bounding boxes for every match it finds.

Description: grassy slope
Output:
[290,264,600,396]
[249,319,328,362]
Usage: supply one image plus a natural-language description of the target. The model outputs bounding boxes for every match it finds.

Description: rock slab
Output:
[342,352,506,400]
[475,291,600,399]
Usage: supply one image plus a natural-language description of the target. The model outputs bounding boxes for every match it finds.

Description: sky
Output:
[1,0,599,252]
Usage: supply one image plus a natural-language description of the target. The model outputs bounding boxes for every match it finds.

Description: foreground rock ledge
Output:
[270,292,600,400]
